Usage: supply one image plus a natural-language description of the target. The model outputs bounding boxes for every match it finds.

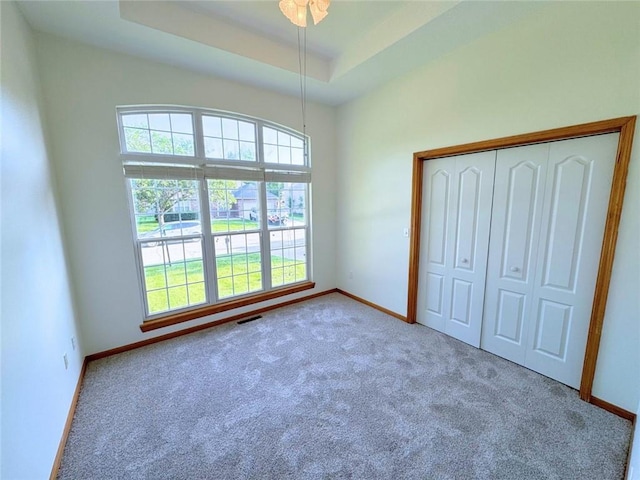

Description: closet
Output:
[416,133,619,389]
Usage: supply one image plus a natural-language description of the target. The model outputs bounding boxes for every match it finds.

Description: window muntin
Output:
[263,127,305,166]
[131,179,201,240]
[141,238,207,315]
[119,107,311,320]
[270,228,307,288]
[215,232,263,299]
[203,115,257,161]
[122,112,195,156]
[131,177,206,315]
[207,180,261,233]
[265,182,307,230]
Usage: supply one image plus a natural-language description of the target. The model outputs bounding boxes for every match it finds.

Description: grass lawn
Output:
[144,253,306,314]
[213,218,259,232]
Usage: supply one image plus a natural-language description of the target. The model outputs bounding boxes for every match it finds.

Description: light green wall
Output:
[336,1,640,411]
[35,33,337,355]
[1,2,84,478]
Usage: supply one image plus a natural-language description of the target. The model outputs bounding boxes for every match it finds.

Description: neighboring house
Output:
[231,183,279,219]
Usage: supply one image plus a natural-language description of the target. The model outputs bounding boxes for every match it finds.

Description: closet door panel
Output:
[481,143,549,364]
[426,168,451,268]
[494,289,526,343]
[525,133,619,388]
[417,152,495,348]
[453,166,483,271]
[444,152,496,347]
[417,159,453,333]
[500,161,540,283]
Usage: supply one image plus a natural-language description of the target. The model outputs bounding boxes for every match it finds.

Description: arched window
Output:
[117,106,312,329]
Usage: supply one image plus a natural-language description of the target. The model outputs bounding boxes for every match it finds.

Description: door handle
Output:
[461,258,469,264]
[510,266,520,272]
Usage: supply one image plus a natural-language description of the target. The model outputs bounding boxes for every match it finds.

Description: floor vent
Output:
[237,315,262,325]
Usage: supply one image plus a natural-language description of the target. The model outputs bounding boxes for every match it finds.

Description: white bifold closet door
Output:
[481,133,619,388]
[416,151,496,347]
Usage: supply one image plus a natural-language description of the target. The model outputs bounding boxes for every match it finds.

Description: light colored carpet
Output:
[58,293,631,479]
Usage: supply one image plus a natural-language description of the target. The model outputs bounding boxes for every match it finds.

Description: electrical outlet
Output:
[71,336,76,351]
[63,353,69,370]
[403,227,409,237]
[348,271,353,280]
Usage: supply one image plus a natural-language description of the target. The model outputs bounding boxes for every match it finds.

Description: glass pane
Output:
[278,146,291,164]
[141,240,203,276]
[217,277,233,298]
[283,247,296,263]
[266,182,306,229]
[282,265,296,283]
[204,137,223,158]
[188,282,206,304]
[210,179,256,233]
[124,128,151,153]
[239,141,256,161]
[295,264,307,283]
[149,113,171,131]
[270,227,306,288]
[266,183,283,229]
[122,112,195,157]
[222,118,239,140]
[291,136,304,149]
[170,113,193,134]
[263,127,278,144]
[234,258,248,275]
[233,275,249,295]
[144,265,167,289]
[140,236,205,315]
[223,139,239,160]
[172,133,195,156]
[271,267,284,288]
[248,273,262,292]
[186,260,204,283]
[215,232,262,299]
[264,144,278,163]
[147,289,169,314]
[122,114,148,129]
[207,179,240,232]
[150,131,173,154]
[131,178,201,237]
[130,179,206,315]
[261,127,305,165]
[165,261,187,287]
[287,184,307,226]
[291,147,304,165]
[203,116,222,138]
[135,215,160,239]
[294,228,306,247]
[277,131,291,146]
[168,285,188,310]
[238,121,255,142]
[248,258,262,273]
[209,180,261,233]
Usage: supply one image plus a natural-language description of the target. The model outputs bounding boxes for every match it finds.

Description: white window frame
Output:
[118,105,312,321]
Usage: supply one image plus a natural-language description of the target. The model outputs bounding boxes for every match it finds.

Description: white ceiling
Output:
[17,1,546,106]
[184,1,408,60]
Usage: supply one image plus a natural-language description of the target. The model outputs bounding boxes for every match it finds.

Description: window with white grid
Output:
[118,106,311,321]
[121,112,195,156]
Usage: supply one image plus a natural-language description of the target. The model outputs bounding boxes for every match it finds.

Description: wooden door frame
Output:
[406,116,636,402]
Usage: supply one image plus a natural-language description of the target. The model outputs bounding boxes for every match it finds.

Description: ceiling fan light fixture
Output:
[279,0,308,27]
[279,0,330,27]
[309,0,328,25]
